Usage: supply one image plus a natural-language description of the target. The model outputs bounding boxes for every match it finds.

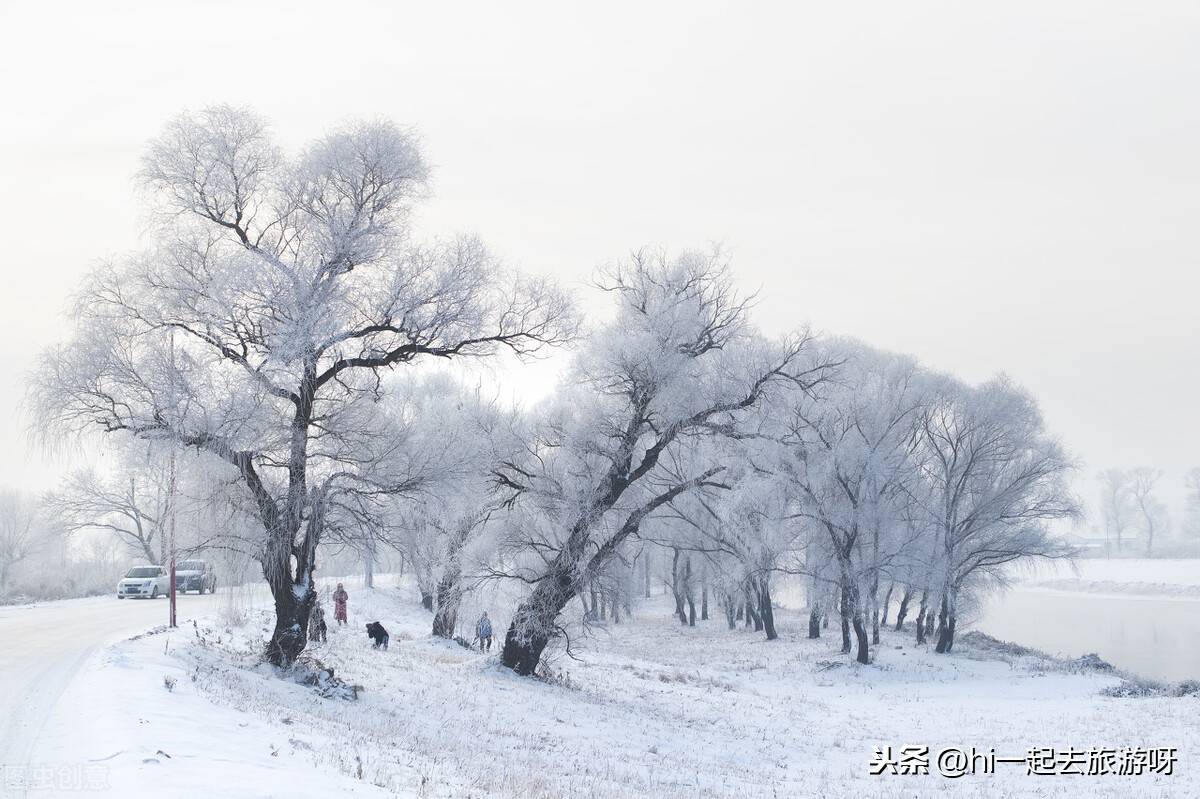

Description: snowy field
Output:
[1011,558,1200,598]
[11,570,1196,799]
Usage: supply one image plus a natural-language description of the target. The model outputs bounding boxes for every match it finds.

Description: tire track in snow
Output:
[0,642,99,782]
[0,594,224,796]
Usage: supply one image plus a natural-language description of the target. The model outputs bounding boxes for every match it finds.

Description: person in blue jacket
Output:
[475,612,493,652]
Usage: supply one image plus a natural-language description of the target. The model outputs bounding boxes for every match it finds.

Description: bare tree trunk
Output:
[758,577,777,641]
[745,584,763,631]
[839,584,852,654]
[431,570,461,639]
[684,557,694,625]
[501,471,678,672]
[261,495,323,667]
[685,561,697,626]
[500,564,573,676]
[838,577,868,663]
[363,543,375,589]
[262,535,316,667]
[880,583,894,627]
[894,586,913,632]
[701,579,709,621]
[671,549,689,625]
[142,529,159,566]
[915,589,928,645]
[808,577,823,638]
[265,586,314,667]
[869,573,881,645]
[643,550,652,598]
[934,589,957,653]
[852,610,870,664]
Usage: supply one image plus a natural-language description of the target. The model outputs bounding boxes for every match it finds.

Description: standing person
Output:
[333,583,348,625]
[475,611,493,652]
[309,601,327,643]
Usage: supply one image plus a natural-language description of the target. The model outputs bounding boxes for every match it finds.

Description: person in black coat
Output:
[365,621,389,649]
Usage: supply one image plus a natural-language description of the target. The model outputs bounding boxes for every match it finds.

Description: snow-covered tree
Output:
[1128,467,1168,558]
[30,106,573,666]
[42,443,230,566]
[636,514,711,626]
[1096,468,1134,557]
[782,343,930,663]
[379,373,522,639]
[697,473,794,640]
[0,490,53,592]
[913,376,1080,654]
[652,424,806,641]
[46,464,171,566]
[493,248,831,675]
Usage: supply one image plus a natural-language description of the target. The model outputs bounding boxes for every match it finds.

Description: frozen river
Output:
[975,586,1200,682]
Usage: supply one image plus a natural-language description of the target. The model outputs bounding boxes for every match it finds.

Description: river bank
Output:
[974,558,1200,682]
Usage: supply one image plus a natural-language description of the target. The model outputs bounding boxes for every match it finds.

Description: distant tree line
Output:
[1094,467,1200,558]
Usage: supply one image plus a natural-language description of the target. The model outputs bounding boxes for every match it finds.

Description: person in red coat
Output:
[333,583,348,625]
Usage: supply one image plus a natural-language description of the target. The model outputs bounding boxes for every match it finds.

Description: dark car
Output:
[175,560,217,594]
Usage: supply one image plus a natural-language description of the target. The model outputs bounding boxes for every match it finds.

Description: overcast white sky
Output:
[0,1,1196,521]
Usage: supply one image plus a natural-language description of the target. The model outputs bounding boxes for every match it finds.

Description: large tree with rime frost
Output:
[492,248,833,676]
[913,376,1080,654]
[30,106,574,666]
[373,373,521,640]
[782,342,931,664]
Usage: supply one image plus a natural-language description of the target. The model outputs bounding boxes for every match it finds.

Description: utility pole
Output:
[169,450,177,628]
[168,330,178,628]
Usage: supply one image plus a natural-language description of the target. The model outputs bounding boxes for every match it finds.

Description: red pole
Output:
[169,449,177,628]
[168,328,178,628]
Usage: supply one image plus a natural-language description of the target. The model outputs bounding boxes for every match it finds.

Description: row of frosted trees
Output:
[31,106,1078,676]
[389,317,1078,672]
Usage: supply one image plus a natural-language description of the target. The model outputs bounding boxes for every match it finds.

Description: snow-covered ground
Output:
[5,569,1194,799]
[1010,557,1200,598]
[4,561,1198,798]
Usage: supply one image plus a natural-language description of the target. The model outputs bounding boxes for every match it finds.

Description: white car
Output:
[117,565,170,599]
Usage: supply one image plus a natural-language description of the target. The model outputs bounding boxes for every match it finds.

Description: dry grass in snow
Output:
[154,578,1199,798]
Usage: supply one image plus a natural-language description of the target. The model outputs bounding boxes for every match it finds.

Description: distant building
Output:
[1062,525,1142,557]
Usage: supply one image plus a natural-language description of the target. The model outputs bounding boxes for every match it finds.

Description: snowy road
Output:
[1,584,396,799]
[0,593,222,787]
